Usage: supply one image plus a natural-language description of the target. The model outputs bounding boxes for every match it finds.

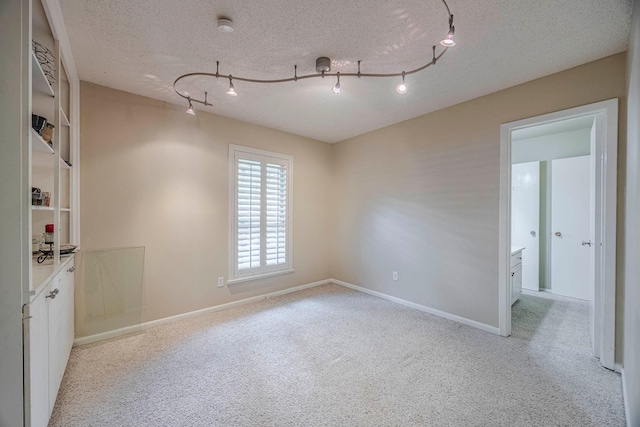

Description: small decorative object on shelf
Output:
[42,192,51,207]
[32,114,47,134]
[43,224,54,244]
[41,123,55,143]
[32,40,56,86]
[38,224,55,264]
[32,187,43,206]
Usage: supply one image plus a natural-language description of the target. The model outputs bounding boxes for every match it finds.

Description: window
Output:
[229,145,293,283]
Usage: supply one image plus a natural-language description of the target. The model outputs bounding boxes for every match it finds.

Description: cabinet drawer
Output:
[510,252,522,268]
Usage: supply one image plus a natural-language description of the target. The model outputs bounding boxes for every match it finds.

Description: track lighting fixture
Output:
[333,72,341,94]
[227,76,237,96]
[396,71,407,94]
[186,97,195,115]
[176,0,456,110]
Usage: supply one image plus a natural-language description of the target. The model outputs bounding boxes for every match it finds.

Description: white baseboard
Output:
[74,279,331,346]
[331,279,500,335]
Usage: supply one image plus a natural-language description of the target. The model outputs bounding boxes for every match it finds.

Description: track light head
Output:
[396,71,407,94]
[332,72,341,94]
[186,98,196,115]
[441,15,456,47]
[227,76,237,96]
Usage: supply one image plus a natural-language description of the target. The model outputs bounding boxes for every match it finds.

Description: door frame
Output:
[498,99,618,369]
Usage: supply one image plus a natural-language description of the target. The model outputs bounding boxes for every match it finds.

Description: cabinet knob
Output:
[46,289,58,299]
[67,266,75,273]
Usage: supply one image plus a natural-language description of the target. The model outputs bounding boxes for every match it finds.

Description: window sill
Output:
[227,268,295,285]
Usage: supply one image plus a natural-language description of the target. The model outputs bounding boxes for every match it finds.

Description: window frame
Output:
[228,144,293,284]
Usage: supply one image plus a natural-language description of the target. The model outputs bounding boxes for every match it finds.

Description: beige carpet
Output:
[49,284,625,426]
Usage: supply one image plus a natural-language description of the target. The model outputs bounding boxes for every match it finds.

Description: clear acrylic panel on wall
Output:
[78,247,145,338]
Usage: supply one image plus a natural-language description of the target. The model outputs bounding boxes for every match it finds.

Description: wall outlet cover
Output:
[217,277,224,287]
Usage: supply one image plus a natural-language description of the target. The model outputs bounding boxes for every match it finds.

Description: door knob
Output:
[555,232,562,237]
[582,240,592,247]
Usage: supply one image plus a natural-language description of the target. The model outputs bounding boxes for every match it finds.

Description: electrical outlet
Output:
[393,271,398,281]
[217,277,224,287]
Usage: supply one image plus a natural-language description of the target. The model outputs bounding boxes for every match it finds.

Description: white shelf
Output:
[60,208,70,212]
[61,108,70,127]
[32,206,54,211]
[31,51,55,97]
[59,157,71,169]
[31,128,54,154]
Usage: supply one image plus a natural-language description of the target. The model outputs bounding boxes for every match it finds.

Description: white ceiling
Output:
[58,0,632,143]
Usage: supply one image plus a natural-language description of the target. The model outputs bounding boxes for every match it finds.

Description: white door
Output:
[511,162,540,291]
[550,155,591,300]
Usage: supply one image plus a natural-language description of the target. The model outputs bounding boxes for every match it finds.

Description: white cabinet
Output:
[24,257,75,427]
[510,248,524,304]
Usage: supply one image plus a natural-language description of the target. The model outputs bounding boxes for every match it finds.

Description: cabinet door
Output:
[511,264,523,304]
[47,260,75,412]
[48,270,66,411]
[25,287,50,427]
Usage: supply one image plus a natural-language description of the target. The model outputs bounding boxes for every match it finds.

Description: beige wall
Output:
[78,82,332,336]
[624,0,639,423]
[331,53,627,330]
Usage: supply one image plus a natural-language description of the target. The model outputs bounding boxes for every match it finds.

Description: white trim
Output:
[73,279,329,347]
[226,268,294,285]
[498,99,618,368]
[618,365,631,427]
[332,279,501,335]
[42,0,79,82]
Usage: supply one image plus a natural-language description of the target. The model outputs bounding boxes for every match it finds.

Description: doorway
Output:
[498,99,618,370]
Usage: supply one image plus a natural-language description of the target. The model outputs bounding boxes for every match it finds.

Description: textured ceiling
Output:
[59,0,632,143]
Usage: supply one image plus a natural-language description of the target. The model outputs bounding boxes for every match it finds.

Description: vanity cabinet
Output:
[24,257,75,427]
[510,248,524,304]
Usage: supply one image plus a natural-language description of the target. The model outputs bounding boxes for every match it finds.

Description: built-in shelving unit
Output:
[29,0,78,293]
[24,2,79,427]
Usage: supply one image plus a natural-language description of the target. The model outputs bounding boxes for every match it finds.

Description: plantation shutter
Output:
[230,145,292,281]
[265,163,287,266]
[236,159,262,271]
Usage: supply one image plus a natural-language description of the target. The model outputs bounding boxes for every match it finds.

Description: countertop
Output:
[511,246,525,255]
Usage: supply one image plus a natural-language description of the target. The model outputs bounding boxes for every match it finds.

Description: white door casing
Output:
[511,161,540,291]
[550,155,591,300]
[588,118,601,358]
[498,99,617,370]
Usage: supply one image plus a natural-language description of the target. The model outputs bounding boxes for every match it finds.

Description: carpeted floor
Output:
[49,284,625,426]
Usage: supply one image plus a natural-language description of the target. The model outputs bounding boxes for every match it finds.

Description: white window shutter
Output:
[265,163,287,266]
[237,159,261,271]
[230,145,292,281]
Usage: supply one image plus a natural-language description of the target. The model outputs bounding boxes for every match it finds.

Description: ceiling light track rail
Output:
[175,0,456,112]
